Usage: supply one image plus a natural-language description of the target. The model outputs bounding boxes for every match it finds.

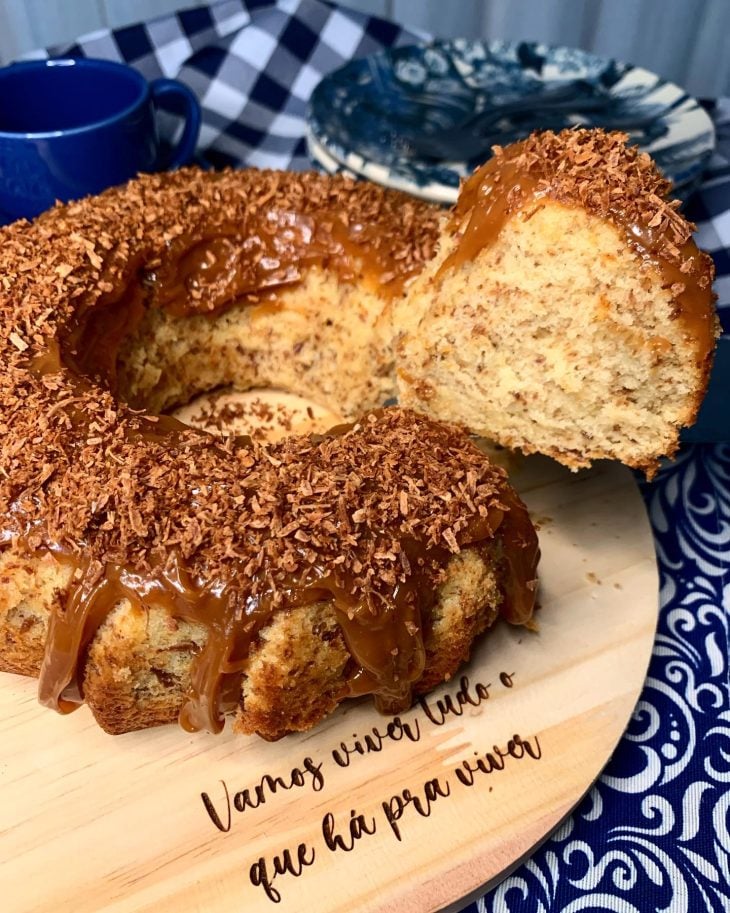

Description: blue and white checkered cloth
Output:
[30,3,730,911]
[38,0,416,171]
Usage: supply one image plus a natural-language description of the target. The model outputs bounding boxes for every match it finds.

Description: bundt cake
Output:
[3,126,715,738]
[0,168,538,739]
[395,129,718,475]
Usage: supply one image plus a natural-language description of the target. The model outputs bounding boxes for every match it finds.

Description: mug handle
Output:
[150,78,202,169]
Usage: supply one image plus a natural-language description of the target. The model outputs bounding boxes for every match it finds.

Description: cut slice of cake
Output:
[395,129,718,476]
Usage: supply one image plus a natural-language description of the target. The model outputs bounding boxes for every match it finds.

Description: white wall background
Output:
[1,0,729,97]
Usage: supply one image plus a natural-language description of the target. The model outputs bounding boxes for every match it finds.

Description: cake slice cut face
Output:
[395,129,718,475]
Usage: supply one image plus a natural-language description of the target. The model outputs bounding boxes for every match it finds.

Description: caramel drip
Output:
[37,554,250,733]
[437,152,715,366]
[622,222,715,366]
[28,483,538,733]
[436,161,545,282]
[495,488,540,625]
[39,555,121,712]
[146,210,416,319]
[338,573,428,713]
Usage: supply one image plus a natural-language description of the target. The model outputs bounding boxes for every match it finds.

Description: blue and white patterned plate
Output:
[307,40,716,203]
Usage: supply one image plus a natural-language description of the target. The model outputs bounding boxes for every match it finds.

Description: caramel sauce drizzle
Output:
[145,209,415,319]
[9,209,539,735]
[32,491,537,733]
[437,154,715,367]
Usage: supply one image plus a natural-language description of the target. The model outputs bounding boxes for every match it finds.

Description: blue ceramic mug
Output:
[0,57,201,220]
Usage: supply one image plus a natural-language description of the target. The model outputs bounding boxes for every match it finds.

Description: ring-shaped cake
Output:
[0,168,539,739]
[1,128,716,739]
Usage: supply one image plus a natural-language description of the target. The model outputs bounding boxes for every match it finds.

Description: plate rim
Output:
[308,37,716,204]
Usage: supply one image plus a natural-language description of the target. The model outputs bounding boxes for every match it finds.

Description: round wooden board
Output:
[0,454,658,913]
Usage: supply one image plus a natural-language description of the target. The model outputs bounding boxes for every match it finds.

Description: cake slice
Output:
[395,128,718,476]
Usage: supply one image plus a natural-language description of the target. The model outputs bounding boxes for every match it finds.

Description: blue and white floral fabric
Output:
[38,2,730,909]
[477,446,730,913]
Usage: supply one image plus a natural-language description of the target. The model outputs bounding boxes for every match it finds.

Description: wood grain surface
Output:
[0,453,658,913]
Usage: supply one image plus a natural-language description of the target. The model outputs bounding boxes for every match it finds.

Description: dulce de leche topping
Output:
[438,128,717,368]
[147,208,430,317]
[134,170,441,317]
[0,166,537,733]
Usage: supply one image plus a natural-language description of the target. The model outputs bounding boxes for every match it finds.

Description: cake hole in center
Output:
[172,388,345,443]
